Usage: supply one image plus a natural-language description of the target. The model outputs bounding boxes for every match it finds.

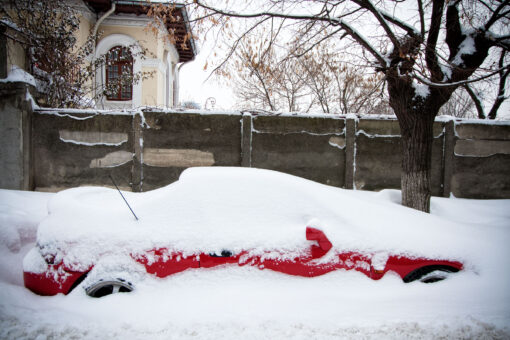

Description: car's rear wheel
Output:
[85,278,133,298]
[403,265,459,283]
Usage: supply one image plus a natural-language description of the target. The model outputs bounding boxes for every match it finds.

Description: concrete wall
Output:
[451,123,510,198]
[3,105,510,199]
[0,82,33,190]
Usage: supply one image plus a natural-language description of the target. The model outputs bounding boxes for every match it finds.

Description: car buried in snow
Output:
[23,168,463,298]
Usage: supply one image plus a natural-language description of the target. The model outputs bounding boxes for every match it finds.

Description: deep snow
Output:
[1,168,509,339]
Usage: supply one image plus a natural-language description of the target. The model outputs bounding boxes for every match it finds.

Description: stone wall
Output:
[4,105,510,199]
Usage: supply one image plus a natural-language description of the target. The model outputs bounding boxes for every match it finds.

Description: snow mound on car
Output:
[34,167,475,270]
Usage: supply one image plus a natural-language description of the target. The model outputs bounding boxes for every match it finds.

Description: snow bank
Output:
[0,170,509,339]
[0,190,52,253]
[0,189,53,287]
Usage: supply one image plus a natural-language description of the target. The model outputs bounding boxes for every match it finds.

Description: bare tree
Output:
[228,31,390,114]
[297,45,391,114]
[227,24,312,112]
[184,0,509,212]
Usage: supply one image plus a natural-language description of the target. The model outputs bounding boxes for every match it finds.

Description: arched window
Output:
[106,46,133,101]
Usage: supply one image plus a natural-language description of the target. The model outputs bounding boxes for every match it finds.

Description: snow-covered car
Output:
[23,168,463,297]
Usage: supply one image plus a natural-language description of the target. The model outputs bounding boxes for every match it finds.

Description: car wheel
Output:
[403,265,459,283]
[85,278,133,298]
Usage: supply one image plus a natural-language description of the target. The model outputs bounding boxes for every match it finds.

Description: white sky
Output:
[179,46,510,118]
[179,45,235,110]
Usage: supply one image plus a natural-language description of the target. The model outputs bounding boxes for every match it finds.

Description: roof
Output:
[83,0,196,62]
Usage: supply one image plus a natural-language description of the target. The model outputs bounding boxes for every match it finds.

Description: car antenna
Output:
[109,174,139,221]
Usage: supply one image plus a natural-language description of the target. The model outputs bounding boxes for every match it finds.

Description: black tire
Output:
[403,265,459,283]
[85,278,134,298]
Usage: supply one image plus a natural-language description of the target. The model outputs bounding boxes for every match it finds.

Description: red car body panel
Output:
[23,227,463,296]
[24,269,84,296]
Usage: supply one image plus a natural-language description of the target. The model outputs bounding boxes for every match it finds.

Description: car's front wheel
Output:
[85,278,133,298]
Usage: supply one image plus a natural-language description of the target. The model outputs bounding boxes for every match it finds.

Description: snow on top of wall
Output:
[0,66,36,87]
[436,115,510,125]
[36,107,138,116]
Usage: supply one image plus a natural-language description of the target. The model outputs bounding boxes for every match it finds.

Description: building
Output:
[1,0,196,109]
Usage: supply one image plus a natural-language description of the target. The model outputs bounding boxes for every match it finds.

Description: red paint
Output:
[383,256,463,280]
[24,226,463,296]
[306,227,333,258]
[23,264,84,296]
[135,248,199,278]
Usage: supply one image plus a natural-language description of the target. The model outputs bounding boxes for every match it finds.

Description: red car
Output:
[23,168,463,298]
[24,226,462,297]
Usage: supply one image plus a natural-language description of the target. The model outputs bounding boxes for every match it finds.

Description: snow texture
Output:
[1,168,510,339]
[412,81,430,99]
[59,137,127,147]
[27,167,487,273]
[0,66,37,87]
[453,31,477,66]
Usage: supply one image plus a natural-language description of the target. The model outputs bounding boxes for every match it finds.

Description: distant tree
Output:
[295,44,391,114]
[438,87,477,118]
[228,28,390,114]
[185,0,509,212]
[228,25,312,112]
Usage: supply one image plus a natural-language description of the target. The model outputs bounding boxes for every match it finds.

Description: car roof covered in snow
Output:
[35,167,474,270]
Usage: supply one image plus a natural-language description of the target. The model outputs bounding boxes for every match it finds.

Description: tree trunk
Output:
[398,113,435,213]
[386,72,440,213]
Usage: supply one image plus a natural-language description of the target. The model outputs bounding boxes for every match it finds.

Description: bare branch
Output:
[417,0,425,38]
[426,0,446,81]
[463,84,486,119]
[205,16,272,81]
[413,64,510,88]
[488,50,510,119]
[351,0,401,49]
[485,0,510,30]
[331,19,388,66]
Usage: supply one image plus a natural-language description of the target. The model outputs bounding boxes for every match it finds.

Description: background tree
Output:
[296,44,391,114]
[438,87,477,118]
[227,27,391,114]
[184,0,510,212]
[225,22,312,112]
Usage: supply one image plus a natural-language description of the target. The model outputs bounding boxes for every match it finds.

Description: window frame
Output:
[105,46,133,101]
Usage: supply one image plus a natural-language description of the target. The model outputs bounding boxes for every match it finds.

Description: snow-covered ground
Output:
[1,169,509,339]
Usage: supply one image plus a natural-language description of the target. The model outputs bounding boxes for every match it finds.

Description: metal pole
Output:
[109,174,139,221]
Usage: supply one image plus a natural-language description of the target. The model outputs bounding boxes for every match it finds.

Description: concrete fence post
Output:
[344,116,356,189]
[442,120,455,197]
[0,82,34,190]
[132,112,143,192]
[241,113,252,167]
